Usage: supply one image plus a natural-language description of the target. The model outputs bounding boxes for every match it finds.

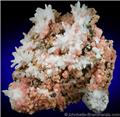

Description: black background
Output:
[1,1,120,117]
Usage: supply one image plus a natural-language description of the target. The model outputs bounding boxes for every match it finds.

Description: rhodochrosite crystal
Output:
[3,2,116,114]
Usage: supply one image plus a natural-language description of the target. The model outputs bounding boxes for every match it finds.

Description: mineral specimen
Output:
[3,2,116,114]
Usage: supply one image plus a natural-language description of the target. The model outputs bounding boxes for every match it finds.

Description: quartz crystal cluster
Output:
[3,2,116,114]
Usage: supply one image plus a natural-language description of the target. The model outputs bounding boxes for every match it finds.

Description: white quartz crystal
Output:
[82,90,109,113]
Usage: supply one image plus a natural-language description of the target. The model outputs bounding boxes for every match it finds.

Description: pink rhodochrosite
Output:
[3,2,116,114]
